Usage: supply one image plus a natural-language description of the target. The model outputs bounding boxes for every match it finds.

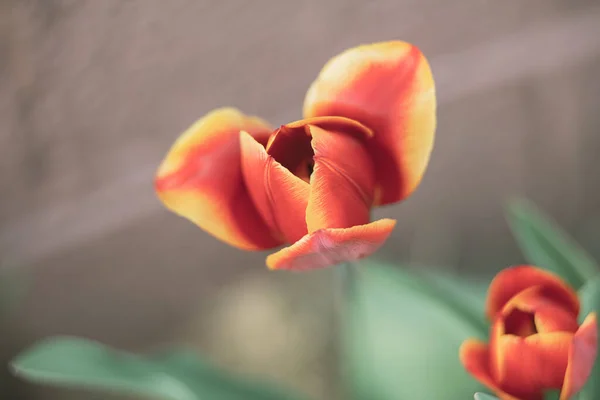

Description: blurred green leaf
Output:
[11,337,307,400]
[579,274,600,321]
[416,269,490,335]
[344,261,487,400]
[577,276,600,400]
[506,198,599,290]
[474,393,499,400]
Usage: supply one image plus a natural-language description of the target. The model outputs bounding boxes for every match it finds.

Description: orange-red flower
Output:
[154,41,436,270]
[460,266,598,400]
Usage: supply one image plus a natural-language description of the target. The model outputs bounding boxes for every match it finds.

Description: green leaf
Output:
[577,276,600,400]
[579,274,600,322]
[11,337,306,400]
[506,198,599,290]
[415,268,490,335]
[344,261,487,400]
[474,393,499,400]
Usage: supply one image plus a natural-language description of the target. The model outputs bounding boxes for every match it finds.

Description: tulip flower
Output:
[460,266,598,400]
[155,41,436,270]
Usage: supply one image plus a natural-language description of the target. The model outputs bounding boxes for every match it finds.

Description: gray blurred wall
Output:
[1,1,600,399]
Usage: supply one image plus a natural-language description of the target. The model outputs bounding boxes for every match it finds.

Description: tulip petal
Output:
[155,108,282,250]
[501,286,579,334]
[560,313,598,400]
[486,266,580,320]
[534,306,580,334]
[266,219,396,270]
[490,318,506,384]
[459,339,525,400]
[303,41,436,206]
[305,124,376,232]
[239,131,310,244]
[493,332,572,397]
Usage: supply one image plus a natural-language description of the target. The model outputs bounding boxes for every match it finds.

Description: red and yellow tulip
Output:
[155,41,436,270]
[460,266,598,400]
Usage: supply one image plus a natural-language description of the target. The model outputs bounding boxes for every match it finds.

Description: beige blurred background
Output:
[1,0,600,399]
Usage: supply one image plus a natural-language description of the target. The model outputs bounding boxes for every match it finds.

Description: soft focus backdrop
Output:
[1,1,600,399]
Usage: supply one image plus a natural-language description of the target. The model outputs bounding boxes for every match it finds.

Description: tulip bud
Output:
[460,265,597,400]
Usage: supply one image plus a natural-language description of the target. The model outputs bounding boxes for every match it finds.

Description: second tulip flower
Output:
[460,266,598,400]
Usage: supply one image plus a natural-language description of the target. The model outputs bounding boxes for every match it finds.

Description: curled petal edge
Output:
[486,265,580,321]
[266,219,396,271]
[560,313,598,400]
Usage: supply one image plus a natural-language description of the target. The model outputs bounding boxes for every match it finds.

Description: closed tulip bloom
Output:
[155,41,436,270]
[460,266,597,400]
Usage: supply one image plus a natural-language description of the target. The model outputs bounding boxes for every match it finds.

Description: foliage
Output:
[506,198,598,289]
[342,261,487,400]
[11,337,306,400]
[8,198,600,400]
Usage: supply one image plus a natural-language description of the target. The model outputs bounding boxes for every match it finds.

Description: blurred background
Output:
[1,0,600,399]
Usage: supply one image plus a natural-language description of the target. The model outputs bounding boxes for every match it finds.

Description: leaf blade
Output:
[506,198,598,289]
[11,336,306,400]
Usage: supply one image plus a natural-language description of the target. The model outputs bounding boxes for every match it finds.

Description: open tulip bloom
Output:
[460,266,598,400]
[154,41,436,270]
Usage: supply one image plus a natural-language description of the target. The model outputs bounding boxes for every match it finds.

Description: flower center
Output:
[504,308,538,337]
[265,116,374,183]
[306,160,314,176]
[266,124,314,182]
[291,158,315,182]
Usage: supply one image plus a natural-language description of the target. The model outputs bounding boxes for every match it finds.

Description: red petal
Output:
[303,41,436,205]
[155,108,281,250]
[239,131,310,243]
[493,332,571,397]
[486,266,580,320]
[305,124,376,232]
[560,313,598,400]
[266,219,396,270]
[459,339,528,400]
